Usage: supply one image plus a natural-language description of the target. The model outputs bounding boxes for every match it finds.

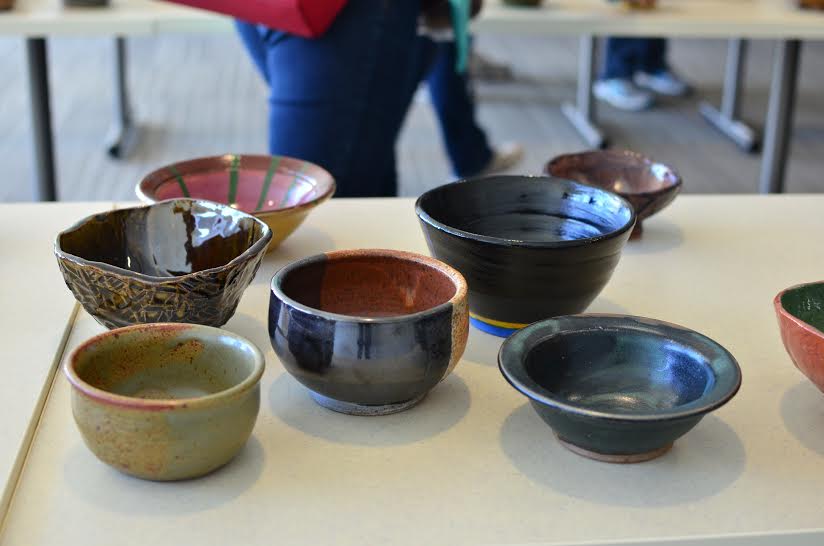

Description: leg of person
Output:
[252,0,420,197]
[594,38,653,111]
[234,21,270,85]
[425,38,495,177]
[634,38,692,97]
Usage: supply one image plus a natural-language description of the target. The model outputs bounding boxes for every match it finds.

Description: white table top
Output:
[2,0,824,39]
[3,196,824,545]
[0,202,108,520]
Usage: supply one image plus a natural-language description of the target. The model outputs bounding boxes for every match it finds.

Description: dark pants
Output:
[602,38,668,80]
[235,0,420,197]
[420,38,493,178]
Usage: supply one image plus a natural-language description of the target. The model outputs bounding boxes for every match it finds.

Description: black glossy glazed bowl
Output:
[55,199,272,329]
[415,176,635,337]
[269,249,468,416]
[499,315,742,463]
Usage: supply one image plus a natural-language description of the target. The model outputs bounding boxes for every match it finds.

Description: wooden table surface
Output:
[2,196,824,545]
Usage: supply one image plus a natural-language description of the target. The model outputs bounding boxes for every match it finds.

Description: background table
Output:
[2,196,824,545]
[4,0,824,201]
[0,202,110,521]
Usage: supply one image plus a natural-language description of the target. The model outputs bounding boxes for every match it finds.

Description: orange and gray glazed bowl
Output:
[775,281,824,393]
[65,323,265,481]
[545,149,681,239]
[55,199,272,329]
[269,249,469,416]
[136,154,335,251]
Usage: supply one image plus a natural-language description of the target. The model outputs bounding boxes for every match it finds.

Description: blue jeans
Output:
[235,0,420,197]
[420,38,493,178]
[602,38,668,80]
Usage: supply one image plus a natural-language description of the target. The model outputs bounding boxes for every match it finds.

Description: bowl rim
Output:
[135,153,336,216]
[774,281,824,339]
[64,323,265,411]
[498,313,742,422]
[270,248,468,324]
[414,175,637,248]
[54,198,272,283]
[544,149,684,199]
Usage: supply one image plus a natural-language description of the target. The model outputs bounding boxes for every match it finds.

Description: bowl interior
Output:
[58,200,267,277]
[71,326,261,401]
[417,176,633,244]
[524,329,715,414]
[781,283,824,334]
[546,151,679,196]
[140,155,334,214]
[280,253,458,318]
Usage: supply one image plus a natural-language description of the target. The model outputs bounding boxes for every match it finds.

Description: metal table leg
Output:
[699,39,760,153]
[105,36,139,159]
[759,40,801,194]
[25,38,57,202]
[561,35,608,149]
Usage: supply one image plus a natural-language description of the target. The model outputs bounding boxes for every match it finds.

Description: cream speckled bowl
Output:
[65,323,264,481]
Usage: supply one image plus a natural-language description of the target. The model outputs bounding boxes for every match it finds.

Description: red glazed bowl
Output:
[774,281,824,392]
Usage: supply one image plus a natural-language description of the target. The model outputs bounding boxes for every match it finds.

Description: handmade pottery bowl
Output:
[774,281,824,392]
[65,323,265,481]
[269,249,468,416]
[136,154,335,251]
[545,150,681,239]
[415,175,635,337]
[499,315,741,463]
[55,199,271,329]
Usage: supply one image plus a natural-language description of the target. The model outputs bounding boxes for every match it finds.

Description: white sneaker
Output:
[593,79,654,111]
[478,142,524,176]
[634,70,692,97]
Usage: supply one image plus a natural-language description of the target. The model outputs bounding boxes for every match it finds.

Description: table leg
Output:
[105,36,139,159]
[561,35,608,149]
[698,38,760,153]
[759,39,801,194]
[25,37,57,202]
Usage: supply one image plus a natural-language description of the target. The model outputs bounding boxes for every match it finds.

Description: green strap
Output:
[255,156,282,212]
[168,165,190,198]
[448,0,471,73]
[227,154,240,205]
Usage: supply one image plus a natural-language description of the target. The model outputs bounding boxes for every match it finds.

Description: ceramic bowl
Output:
[269,249,468,416]
[136,154,335,251]
[774,281,824,392]
[545,150,681,239]
[415,175,635,337]
[65,323,265,481]
[499,314,741,463]
[55,199,271,329]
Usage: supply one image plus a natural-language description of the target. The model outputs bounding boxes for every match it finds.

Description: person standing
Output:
[593,38,692,111]
[234,1,422,197]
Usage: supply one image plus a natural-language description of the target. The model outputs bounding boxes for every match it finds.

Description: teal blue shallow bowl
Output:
[498,314,742,463]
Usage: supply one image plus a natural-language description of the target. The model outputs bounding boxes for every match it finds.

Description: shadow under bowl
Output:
[545,150,681,240]
[415,175,635,337]
[55,199,272,329]
[136,154,335,251]
[269,249,468,415]
[498,314,742,462]
[775,281,824,392]
[64,323,264,481]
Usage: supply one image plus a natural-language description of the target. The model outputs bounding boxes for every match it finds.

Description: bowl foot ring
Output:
[309,391,426,416]
[556,436,673,463]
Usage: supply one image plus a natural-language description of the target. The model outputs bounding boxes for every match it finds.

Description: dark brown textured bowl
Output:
[55,199,272,329]
[545,150,682,239]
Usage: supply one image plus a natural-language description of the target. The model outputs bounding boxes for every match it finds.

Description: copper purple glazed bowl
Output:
[65,323,264,481]
[499,314,742,463]
[545,150,681,239]
[55,199,272,329]
[136,154,335,251]
[269,249,468,416]
[415,175,635,337]
[774,281,824,392]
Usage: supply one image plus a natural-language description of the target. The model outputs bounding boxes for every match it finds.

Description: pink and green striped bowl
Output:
[137,154,335,252]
